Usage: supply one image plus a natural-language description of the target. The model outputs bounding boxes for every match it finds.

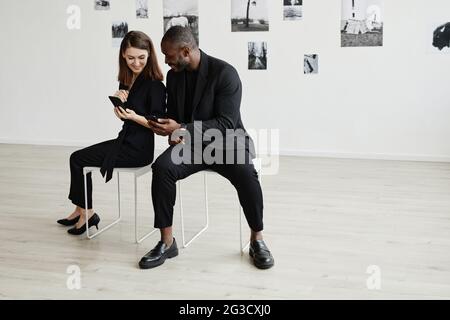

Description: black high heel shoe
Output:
[67,213,100,235]
[57,216,80,226]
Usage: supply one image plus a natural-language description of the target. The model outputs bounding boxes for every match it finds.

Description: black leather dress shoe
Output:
[249,239,274,269]
[67,213,100,235]
[139,238,179,269]
[57,216,80,226]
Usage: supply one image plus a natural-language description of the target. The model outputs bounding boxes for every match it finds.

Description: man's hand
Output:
[148,118,181,136]
[168,135,184,146]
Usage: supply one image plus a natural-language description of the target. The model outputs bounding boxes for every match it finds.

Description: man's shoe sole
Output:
[254,261,274,269]
[139,248,179,269]
[249,250,274,269]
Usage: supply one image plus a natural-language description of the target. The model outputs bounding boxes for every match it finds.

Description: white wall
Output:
[1,0,450,162]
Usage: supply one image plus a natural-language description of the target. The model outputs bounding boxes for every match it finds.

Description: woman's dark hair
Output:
[118,31,163,86]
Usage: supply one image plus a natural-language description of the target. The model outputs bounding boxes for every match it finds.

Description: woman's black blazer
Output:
[100,73,166,182]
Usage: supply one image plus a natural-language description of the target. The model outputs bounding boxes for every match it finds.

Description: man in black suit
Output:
[139,26,274,270]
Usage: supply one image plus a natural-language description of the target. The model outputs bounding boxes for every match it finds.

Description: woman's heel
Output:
[67,213,101,235]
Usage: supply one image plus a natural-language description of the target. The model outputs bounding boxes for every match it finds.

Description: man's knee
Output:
[152,156,177,178]
[236,164,259,180]
[225,164,259,188]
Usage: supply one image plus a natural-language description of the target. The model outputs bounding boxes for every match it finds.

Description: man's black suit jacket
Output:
[165,50,255,156]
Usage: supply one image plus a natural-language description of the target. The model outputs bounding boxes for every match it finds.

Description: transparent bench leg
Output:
[179,173,209,248]
[85,170,122,239]
[134,173,157,243]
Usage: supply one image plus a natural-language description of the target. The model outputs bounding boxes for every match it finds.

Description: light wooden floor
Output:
[0,143,449,299]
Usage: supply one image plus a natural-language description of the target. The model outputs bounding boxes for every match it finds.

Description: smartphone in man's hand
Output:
[147,114,167,123]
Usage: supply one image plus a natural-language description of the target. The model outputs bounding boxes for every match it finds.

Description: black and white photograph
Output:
[341,0,383,47]
[163,0,199,45]
[3,0,450,305]
[429,21,450,54]
[112,21,128,47]
[248,41,267,70]
[232,0,269,32]
[283,0,303,21]
[94,0,110,11]
[304,54,318,74]
[136,0,148,19]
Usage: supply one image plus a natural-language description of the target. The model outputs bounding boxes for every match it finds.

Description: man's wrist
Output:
[169,123,184,136]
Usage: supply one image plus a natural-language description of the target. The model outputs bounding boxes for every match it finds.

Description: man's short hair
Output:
[162,26,198,49]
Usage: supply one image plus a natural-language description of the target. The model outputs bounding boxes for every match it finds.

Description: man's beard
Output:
[174,57,190,71]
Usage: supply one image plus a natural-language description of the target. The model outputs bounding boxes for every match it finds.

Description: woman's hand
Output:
[114,107,137,121]
[114,90,129,103]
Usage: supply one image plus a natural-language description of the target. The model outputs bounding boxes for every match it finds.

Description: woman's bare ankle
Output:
[80,209,94,218]
[67,210,81,220]
[75,209,94,228]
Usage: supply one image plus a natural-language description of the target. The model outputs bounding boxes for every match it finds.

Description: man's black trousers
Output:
[151,146,264,232]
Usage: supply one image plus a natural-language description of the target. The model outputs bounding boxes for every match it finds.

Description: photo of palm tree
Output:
[232,0,269,32]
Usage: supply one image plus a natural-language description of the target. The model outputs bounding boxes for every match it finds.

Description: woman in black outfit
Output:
[57,31,166,235]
